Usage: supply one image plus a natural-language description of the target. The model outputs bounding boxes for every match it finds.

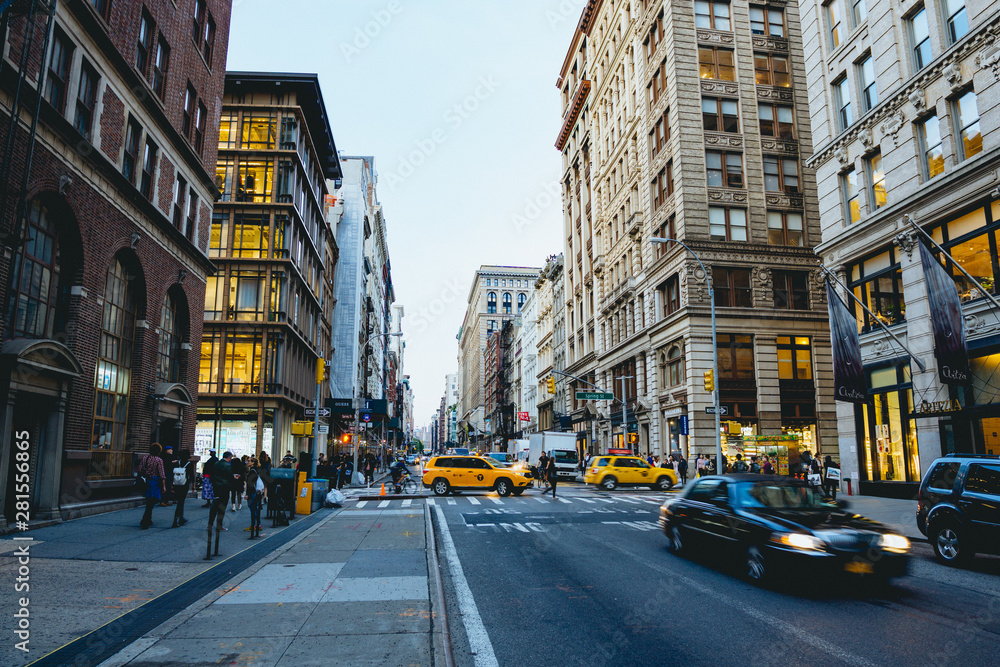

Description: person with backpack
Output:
[230,454,246,512]
[733,453,749,473]
[749,456,762,474]
[678,455,689,485]
[246,462,266,538]
[207,451,234,559]
[138,443,167,529]
[171,449,194,528]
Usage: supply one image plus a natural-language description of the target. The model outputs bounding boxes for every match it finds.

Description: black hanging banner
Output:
[826,281,867,403]
[918,242,970,384]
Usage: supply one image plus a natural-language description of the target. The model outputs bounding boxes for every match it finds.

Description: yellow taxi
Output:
[422,455,534,496]
[584,456,677,491]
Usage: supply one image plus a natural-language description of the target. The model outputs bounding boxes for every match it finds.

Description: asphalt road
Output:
[426,482,1000,667]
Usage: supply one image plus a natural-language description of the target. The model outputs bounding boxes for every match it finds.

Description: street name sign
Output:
[705,406,729,415]
[575,391,614,400]
[305,407,331,417]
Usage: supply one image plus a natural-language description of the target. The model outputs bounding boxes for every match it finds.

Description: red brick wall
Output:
[99,86,125,161]
[158,155,175,215]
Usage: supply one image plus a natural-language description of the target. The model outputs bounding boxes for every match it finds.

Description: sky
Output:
[227,1,582,428]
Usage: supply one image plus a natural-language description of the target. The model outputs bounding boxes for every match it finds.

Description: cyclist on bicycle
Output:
[390,456,411,492]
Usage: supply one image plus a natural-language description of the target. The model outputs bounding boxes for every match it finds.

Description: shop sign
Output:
[679,415,688,436]
[913,399,961,415]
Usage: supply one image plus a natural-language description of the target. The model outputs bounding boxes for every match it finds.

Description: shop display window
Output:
[849,247,905,332]
[859,364,920,482]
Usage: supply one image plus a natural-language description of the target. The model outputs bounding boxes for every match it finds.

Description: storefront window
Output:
[860,364,919,482]
[196,408,274,462]
[929,204,999,303]
[849,248,905,332]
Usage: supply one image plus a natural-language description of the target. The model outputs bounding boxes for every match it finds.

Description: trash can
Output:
[295,482,313,515]
[309,478,328,511]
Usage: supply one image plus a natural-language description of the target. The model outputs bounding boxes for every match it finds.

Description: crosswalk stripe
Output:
[426,498,436,506]
[401,499,412,507]
[533,497,548,503]
[596,498,615,503]
[378,500,390,508]
[487,497,502,505]
[577,498,596,504]
[557,497,572,504]
[468,497,481,505]
[616,497,641,504]
[356,501,368,508]
[637,498,662,505]
[447,498,457,505]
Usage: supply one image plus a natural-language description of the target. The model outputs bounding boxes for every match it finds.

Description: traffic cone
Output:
[380,483,386,496]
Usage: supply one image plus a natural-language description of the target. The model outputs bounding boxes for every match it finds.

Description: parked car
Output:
[659,475,910,584]
[422,455,533,496]
[916,454,1000,565]
[486,452,515,467]
[584,455,677,491]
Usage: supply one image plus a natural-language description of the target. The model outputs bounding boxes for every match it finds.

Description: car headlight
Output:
[772,532,825,551]
[878,533,910,553]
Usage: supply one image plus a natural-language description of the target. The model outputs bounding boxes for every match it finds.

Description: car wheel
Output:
[495,478,512,497]
[656,476,674,491]
[667,525,684,554]
[932,523,972,565]
[512,488,524,496]
[745,545,767,583]
[601,476,618,491]
[432,479,450,496]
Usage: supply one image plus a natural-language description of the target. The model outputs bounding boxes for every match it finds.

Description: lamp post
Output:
[353,331,403,486]
[650,237,723,475]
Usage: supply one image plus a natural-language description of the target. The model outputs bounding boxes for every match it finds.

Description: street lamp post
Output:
[353,331,403,486]
[650,237,724,475]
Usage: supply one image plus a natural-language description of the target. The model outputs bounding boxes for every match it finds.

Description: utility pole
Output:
[353,332,402,485]
[616,375,634,454]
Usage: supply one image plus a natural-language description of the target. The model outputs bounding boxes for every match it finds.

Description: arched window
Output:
[92,257,139,472]
[487,292,497,314]
[667,345,684,387]
[517,293,526,313]
[503,292,512,314]
[157,291,185,382]
[7,199,64,339]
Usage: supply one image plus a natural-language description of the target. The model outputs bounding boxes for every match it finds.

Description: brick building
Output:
[0,0,232,528]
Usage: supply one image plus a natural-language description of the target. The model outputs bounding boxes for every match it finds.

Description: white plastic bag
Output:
[325,489,345,507]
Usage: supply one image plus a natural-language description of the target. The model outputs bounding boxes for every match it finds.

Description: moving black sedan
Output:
[659,475,911,583]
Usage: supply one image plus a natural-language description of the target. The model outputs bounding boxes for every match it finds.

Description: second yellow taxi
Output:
[422,455,534,496]
[584,455,678,491]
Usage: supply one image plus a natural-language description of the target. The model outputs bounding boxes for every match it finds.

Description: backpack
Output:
[749,462,761,474]
[172,465,187,486]
[734,460,749,473]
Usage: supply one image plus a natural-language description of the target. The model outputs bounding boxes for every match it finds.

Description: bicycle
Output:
[393,471,418,495]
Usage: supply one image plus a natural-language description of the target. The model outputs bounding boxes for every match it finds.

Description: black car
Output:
[916,454,1000,565]
[659,475,911,583]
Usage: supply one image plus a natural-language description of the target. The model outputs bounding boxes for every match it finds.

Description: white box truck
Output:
[528,432,580,479]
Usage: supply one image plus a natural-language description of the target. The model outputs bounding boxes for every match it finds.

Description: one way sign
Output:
[704,406,729,416]
[305,407,331,417]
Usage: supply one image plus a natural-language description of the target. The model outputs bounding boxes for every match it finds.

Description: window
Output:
[758,103,794,139]
[91,0,111,20]
[122,117,141,184]
[651,162,673,208]
[929,205,998,304]
[852,0,867,26]
[767,211,804,246]
[139,137,158,201]
[849,248,905,331]
[777,336,812,379]
[965,464,1000,495]
[236,158,273,202]
[75,61,98,140]
[487,292,497,314]
[644,10,665,62]
[858,55,877,111]
[666,345,684,386]
[187,189,198,242]
[7,200,64,339]
[648,59,667,107]
[702,97,739,133]
[773,271,809,310]
[953,91,982,160]
[45,30,72,113]
[750,6,785,37]
[717,334,754,380]
[136,10,153,76]
[649,109,670,158]
[866,151,886,210]
[209,211,228,258]
[193,0,216,65]
[183,84,196,138]
[658,274,680,318]
[754,54,790,87]
[152,35,169,98]
[919,115,944,179]
[195,101,207,153]
[925,462,961,492]
[709,207,747,242]
[842,168,860,223]
[910,8,932,71]
[173,174,187,230]
[488,320,496,332]
[699,47,736,81]
[503,292,512,314]
[157,293,182,383]
[222,334,263,393]
[715,268,752,307]
[518,293,526,313]
[826,1,843,48]
[92,257,138,461]
[763,157,799,193]
[944,0,968,44]
[695,0,731,30]
[834,77,853,130]
[706,152,743,188]
[241,114,278,150]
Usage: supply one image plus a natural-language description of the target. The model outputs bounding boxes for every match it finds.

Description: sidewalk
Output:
[97,500,438,666]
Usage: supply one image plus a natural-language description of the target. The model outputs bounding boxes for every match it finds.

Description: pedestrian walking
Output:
[544,455,558,498]
[230,454,246,511]
[749,456,761,474]
[138,443,167,529]
[201,451,217,507]
[159,445,175,506]
[207,451,234,559]
[678,455,688,485]
[246,462,266,538]
[171,449,194,528]
[823,455,841,499]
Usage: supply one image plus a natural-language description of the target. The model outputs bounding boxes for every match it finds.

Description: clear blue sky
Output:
[227,1,580,427]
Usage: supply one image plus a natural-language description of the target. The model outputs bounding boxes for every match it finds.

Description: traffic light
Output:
[316,358,327,384]
[341,433,352,444]
[291,421,314,436]
[547,376,556,394]
[703,369,715,393]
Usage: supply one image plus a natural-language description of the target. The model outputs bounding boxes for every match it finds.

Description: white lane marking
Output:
[401,499,412,507]
[435,505,499,667]
[577,498,597,504]
[426,498,436,506]
[447,497,457,505]
[487,497,502,505]
[637,498,662,505]
[596,498,615,504]
[378,500,391,508]
[356,501,368,508]
[468,497,481,505]
[557,498,572,504]
[615,497,641,504]
[533,497,548,503]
